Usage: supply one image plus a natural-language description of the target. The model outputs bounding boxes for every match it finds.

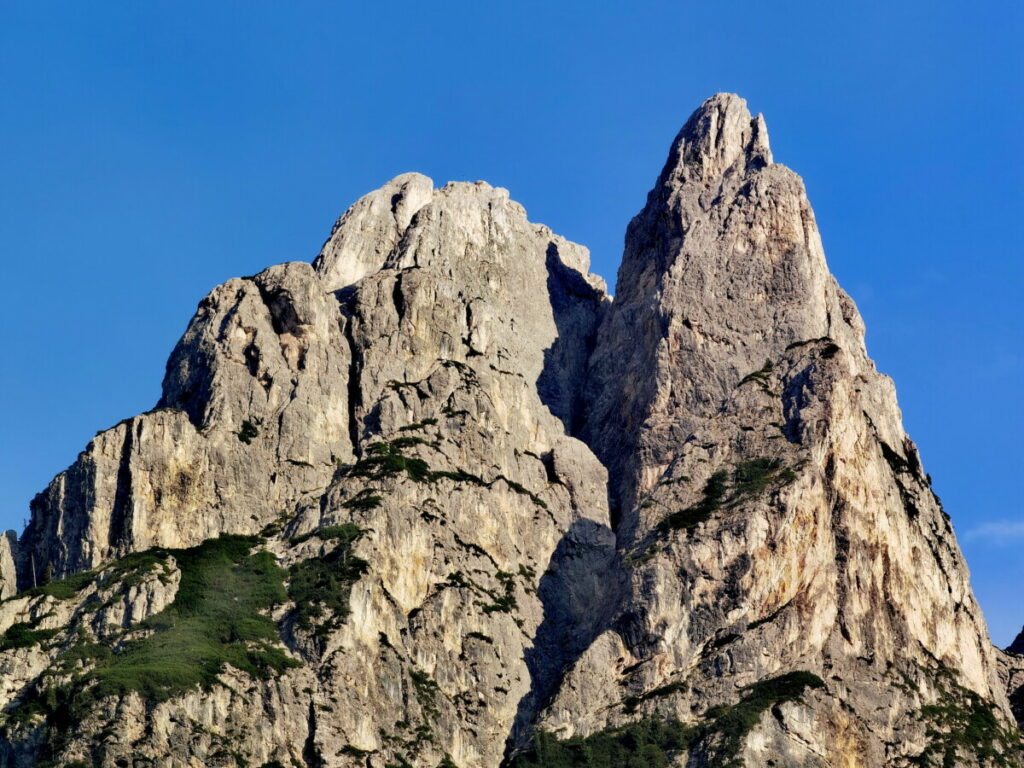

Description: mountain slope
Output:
[0,94,1019,768]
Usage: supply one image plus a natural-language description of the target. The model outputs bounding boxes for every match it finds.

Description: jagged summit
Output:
[0,95,1020,768]
[314,171,435,291]
[584,91,852,515]
[659,92,772,186]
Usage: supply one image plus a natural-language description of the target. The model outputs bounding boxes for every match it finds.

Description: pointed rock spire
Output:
[659,92,772,185]
[584,93,855,513]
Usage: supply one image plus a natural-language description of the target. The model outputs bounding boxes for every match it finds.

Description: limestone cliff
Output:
[0,94,1019,768]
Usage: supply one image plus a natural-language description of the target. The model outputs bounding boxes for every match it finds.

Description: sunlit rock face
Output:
[1,95,1019,768]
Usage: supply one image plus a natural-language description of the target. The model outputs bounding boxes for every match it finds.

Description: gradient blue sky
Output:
[1,2,1021,643]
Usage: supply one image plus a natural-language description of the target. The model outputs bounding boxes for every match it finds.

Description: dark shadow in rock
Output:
[502,516,622,763]
[536,242,606,438]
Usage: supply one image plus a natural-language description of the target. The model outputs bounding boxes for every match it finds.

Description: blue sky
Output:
[1,1,1021,643]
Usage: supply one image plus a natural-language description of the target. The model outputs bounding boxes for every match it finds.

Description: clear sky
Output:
[1,2,1021,643]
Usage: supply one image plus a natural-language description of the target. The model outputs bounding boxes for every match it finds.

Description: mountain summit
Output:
[1,94,1020,768]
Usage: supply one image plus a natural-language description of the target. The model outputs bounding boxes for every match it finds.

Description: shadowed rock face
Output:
[1,95,1020,768]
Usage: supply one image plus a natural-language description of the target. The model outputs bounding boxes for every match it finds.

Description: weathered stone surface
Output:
[313,171,434,291]
[1002,634,1024,729]
[3,172,616,768]
[542,93,1019,766]
[0,532,16,600]
[1,94,1019,767]
[18,260,354,584]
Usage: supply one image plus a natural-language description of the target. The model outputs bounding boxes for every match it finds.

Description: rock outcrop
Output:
[539,93,1019,767]
[1001,630,1024,729]
[0,94,1019,768]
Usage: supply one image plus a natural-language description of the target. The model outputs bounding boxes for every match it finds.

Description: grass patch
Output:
[398,418,438,432]
[430,469,485,486]
[3,536,302,763]
[746,601,790,631]
[86,535,298,702]
[290,522,363,546]
[657,470,728,532]
[342,489,383,512]
[480,570,518,615]
[409,668,441,720]
[22,568,97,600]
[339,439,548,515]
[729,459,791,504]
[343,439,433,483]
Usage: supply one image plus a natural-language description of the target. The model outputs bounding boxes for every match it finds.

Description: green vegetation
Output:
[0,622,59,651]
[57,641,111,672]
[657,470,728,532]
[657,458,795,533]
[289,522,363,546]
[698,671,824,766]
[481,573,517,614]
[784,336,832,352]
[510,716,696,768]
[3,536,303,764]
[737,359,773,392]
[409,668,441,720]
[622,681,688,714]
[430,469,485,486]
[399,418,438,432]
[18,547,174,604]
[910,669,1022,767]
[287,525,368,634]
[103,548,173,587]
[339,437,548,512]
[339,745,375,759]
[344,438,433,483]
[878,439,924,520]
[511,672,825,768]
[729,459,795,503]
[342,489,383,511]
[237,419,260,444]
[87,535,298,702]
[495,476,549,510]
[22,568,96,600]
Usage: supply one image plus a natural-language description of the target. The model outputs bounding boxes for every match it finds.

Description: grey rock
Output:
[0,531,17,600]
[1,94,1019,768]
[546,93,1018,766]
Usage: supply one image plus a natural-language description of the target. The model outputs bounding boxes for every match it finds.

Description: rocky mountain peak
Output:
[0,94,1020,768]
[584,93,858,514]
[659,92,772,187]
[313,171,434,291]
